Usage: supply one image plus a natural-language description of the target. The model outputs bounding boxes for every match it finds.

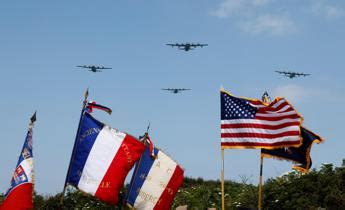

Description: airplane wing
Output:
[166,44,178,47]
[98,67,112,69]
[192,43,208,47]
[161,88,173,91]
[178,88,191,91]
[76,65,89,69]
[276,71,293,75]
[198,44,208,47]
[275,70,285,74]
[296,73,310,76]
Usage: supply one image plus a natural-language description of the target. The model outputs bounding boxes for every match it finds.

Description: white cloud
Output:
[271,84,308,105]
[211,0,271,18]
[252,0,271,6]
[211,0,294,35]
[312,0,345,19]
[241,14,295,35]
[324,6,345,18]
[211,0,245,18]
[271,81,344,105]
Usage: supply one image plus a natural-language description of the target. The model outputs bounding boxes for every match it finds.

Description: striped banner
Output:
[221,90,303,149]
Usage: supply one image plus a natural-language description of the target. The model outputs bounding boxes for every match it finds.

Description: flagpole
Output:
[60,88,89,204]
[29,111,36,206]
[221,148,225,210]
[125,125,150,208]
[258,152,264,210]
[258,91,270,210]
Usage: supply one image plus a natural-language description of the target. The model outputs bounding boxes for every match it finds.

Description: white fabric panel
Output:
[271,99,287,108]
[255,110,297,117]
[221,126,300,134]
[221,136,301,143]
[20,157,34,183]
[133,151,177,209]
[221,118,300,125]
[78,126,125,195]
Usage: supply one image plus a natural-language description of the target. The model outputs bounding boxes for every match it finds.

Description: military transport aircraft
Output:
[161,88,191,94]
[275,71,311,79]
[76,65,112,73]
[166,43,208,51]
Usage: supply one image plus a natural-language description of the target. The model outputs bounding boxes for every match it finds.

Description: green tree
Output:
[2,159,344,209]
[263,162,345,209]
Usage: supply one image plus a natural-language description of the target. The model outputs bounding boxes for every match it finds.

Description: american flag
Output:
[221,90,303,149]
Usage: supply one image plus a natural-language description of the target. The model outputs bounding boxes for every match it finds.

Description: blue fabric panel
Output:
[66,112,104,186]
[126,145,159,206]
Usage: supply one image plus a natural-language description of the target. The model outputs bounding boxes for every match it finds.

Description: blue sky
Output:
[1,0,344,195]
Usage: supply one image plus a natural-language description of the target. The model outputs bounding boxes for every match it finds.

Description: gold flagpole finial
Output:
[262,91,271,104]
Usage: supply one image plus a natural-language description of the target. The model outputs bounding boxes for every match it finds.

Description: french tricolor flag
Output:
[66,112,145,205]
[127,140,184,210]
[1,129,34,210]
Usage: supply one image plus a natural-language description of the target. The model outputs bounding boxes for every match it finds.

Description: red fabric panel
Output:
[94,134,145,205]
[154,165,184,210]
[0,183,33,210]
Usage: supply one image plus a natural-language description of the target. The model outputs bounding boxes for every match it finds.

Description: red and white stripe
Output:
[221,98,302,148]
[133,151,184,210]
[78,126,145,205]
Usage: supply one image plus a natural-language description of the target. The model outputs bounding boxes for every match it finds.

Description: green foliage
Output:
[0,194,4,204]
[263,163,345,209]
[33,189,127,210]
[172,177,258,209]
[1,159,344,209]
[172,160,345,209]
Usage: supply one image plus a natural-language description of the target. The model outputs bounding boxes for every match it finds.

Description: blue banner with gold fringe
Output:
[261,127,323,173]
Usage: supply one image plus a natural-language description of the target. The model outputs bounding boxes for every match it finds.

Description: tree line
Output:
[1,159,344,209]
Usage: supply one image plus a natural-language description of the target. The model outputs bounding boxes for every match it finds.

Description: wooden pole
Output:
[258,151,264,210]
[60,88,89,204]
[221,148,225,210]
[258,91,270,210]
[125,124,150,208]
[29,112,36,206]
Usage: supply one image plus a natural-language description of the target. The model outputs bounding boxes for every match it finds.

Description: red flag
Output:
[1,126,34,210]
